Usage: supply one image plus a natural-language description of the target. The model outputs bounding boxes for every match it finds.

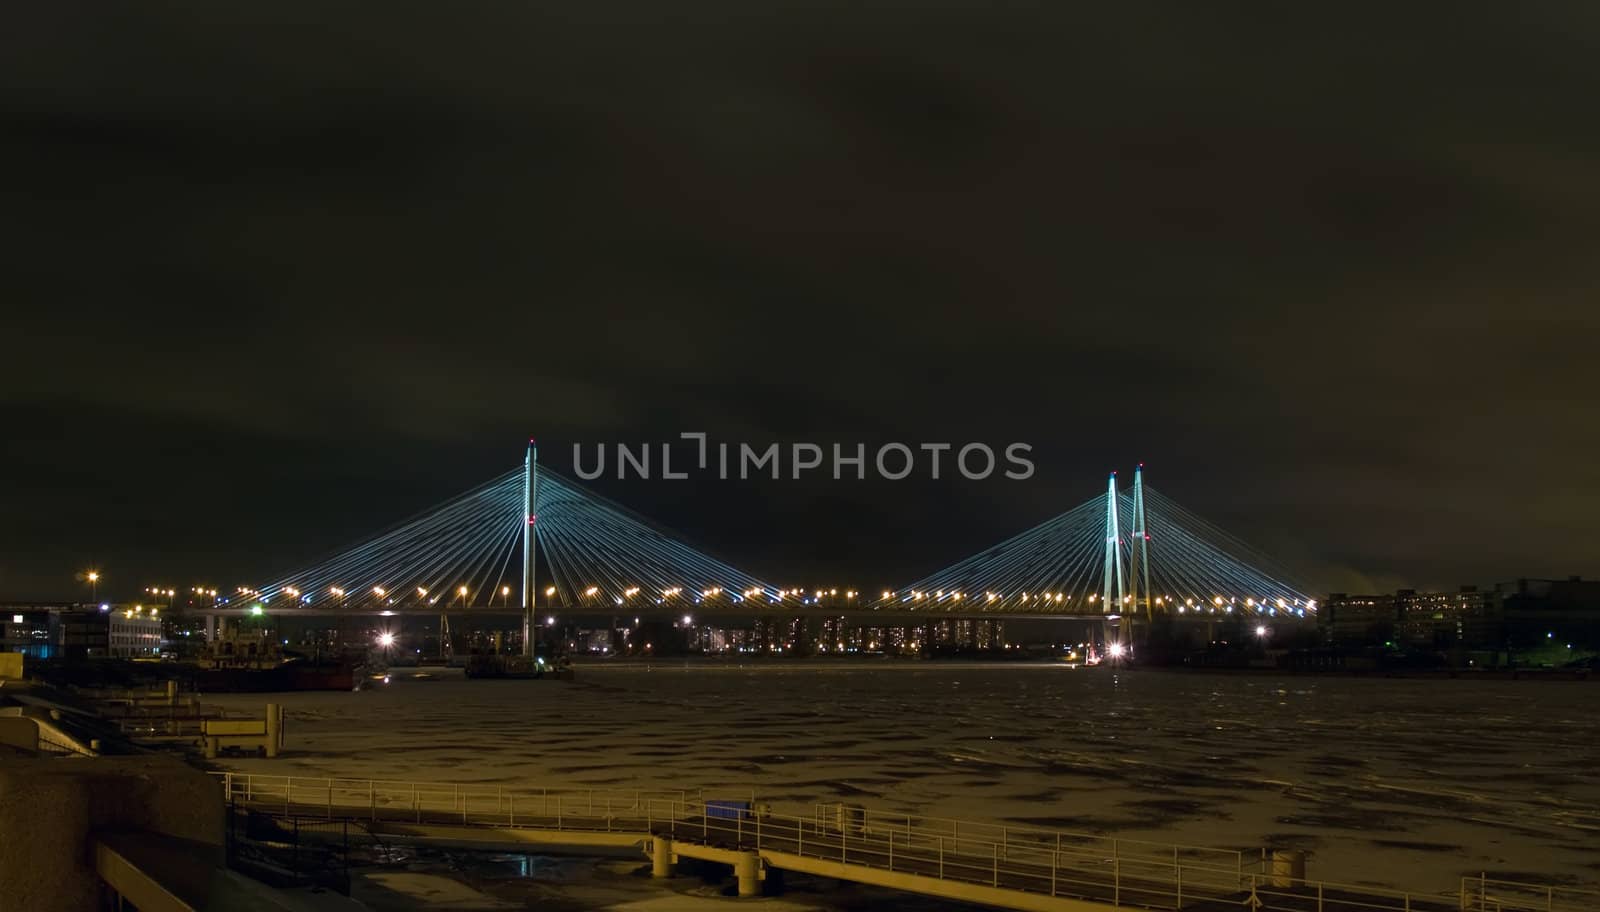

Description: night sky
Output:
[4,3,1598,602]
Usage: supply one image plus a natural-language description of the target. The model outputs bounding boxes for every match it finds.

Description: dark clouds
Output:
[3,2,1598,599]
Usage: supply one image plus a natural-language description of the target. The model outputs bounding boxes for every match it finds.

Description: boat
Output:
[187,634,366,692]
[463,652,573,681]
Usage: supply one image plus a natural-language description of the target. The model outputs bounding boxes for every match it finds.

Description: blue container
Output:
[706,799,751,820]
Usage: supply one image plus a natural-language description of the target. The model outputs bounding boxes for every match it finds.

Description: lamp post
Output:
[440,585,465,660]
[87,570,100,603]
[328,587,347,653]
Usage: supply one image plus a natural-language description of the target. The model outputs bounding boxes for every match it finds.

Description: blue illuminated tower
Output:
[521,439,539,656]
[1100,471,1123,621]
[1131,464,1151,621]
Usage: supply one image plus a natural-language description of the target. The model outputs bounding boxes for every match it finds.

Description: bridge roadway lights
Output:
[735,851,761,897]
[652,835,674,878]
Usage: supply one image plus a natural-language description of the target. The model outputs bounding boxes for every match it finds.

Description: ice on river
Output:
[209,663,1600,895]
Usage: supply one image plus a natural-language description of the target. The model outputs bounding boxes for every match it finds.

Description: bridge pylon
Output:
[522,439,538,657]
[1130,464,1151,623]
[1100,471,1126,650]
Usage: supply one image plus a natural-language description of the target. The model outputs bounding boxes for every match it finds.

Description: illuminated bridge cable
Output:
[894,495,1108,611]
[1133,486,1312,612]
[247,464,772,614]
[243,461,1310,620]
[248,469,523,608]
[341,481,522,606]
[895,475,1313,617]
[533,467,772,607]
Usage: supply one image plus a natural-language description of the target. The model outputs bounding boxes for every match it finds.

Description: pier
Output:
[216,772,1594,912]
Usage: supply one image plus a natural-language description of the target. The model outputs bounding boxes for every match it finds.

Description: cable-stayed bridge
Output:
[221,442,1314,654]
[894,466,1316,643]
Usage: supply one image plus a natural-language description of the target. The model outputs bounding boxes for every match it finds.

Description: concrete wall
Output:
[0,755,223,912]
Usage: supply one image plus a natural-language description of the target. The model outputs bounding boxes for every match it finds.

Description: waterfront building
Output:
[107,609,163,657]
[1395,587,1500,648]
[0,603,163,658]
[1497,577,1600,651]
[1,606,55,658]
[1320,592,1398,644]
[1322,577,1599,655]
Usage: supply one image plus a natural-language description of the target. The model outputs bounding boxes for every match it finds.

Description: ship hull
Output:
[191,660,364,693]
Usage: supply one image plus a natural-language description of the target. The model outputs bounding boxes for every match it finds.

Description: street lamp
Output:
[441,585,467,660]
[86,570,100,602]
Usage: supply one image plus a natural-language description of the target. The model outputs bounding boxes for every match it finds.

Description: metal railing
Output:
[35,722,97,757]
[94,838,197,912]
[1459,876,1600,912]
[227,811,353,894]
[216,773,1585,912]
[676,805,1470,912]
[114,707,239,737]
[218,772,694,832]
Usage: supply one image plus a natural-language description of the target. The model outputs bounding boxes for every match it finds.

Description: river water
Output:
[211,662,1600,897]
